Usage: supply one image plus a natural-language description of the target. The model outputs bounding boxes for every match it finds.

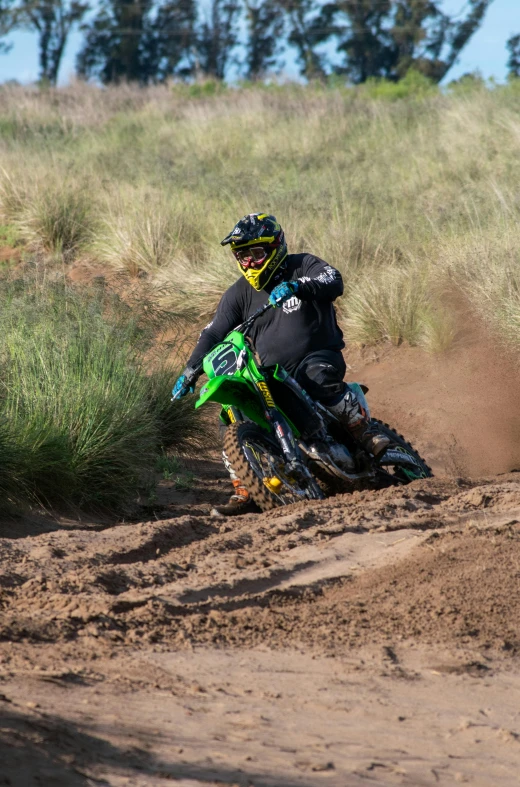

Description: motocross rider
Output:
[172,213,390,515]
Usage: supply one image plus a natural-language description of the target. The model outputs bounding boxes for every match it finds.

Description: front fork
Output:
[222,400,299,468]
[250,379,301,467]
[225,387,323,499]
[254,382,323,496]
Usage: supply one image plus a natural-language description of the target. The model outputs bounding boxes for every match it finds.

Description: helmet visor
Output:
[234,245,268,270]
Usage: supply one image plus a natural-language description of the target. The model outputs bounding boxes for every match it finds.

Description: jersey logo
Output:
[283,296,302,314]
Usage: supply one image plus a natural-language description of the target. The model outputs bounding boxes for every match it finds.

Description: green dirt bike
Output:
[192,303,432,511]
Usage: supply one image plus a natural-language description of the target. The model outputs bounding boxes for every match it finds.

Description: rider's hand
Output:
[171,369,197,400]
[268,280,299,308]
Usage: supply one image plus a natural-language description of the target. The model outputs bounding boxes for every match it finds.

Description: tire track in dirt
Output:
[2,474,520,657]
[2,472,520,786]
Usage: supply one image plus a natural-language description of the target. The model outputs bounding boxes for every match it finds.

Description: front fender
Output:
[195,376,270,431]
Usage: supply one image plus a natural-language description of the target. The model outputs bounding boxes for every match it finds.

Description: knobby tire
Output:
[372,418,433,485]
[224,422,312,511]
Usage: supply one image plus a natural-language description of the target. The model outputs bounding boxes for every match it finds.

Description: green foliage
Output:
[244,0,283,80]
[301,0,492,84]
[446,71,487,95]
[0,278,207,512]
[361,69,437,101]
[197,0,240,80]
[0,0,494,86]
[173,78,228,99]
[283,0,333,79]
[156,453,194,487]
[77,0,197,84]
[174,468,195,490]
[156,452,181,479]
[0,0,18,55]
[0,223,18,246]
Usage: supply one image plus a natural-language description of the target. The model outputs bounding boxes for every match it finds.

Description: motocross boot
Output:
[212,451,257,517]
[211,479,257,517]
[326,386,391,458]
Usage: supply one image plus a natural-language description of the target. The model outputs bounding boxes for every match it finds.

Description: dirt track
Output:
[3,465,520,786]
[2,329,520,786]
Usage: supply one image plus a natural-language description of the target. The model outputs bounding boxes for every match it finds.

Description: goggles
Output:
[234,245,269,270]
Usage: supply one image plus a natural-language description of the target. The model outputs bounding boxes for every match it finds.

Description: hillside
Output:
[1,81,520,785]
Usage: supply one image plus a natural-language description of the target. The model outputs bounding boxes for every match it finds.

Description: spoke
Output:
[241,438,307,504]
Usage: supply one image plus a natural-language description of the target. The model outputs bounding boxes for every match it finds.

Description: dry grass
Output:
[343,265,432,347]
[0,79,519,349]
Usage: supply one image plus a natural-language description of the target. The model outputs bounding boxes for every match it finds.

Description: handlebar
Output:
[236,302,273,338]
[189,302,273,379]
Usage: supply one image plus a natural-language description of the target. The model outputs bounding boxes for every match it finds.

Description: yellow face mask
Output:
[232,236,287,291]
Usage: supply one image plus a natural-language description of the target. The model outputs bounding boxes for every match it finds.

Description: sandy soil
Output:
[2,319,520,786]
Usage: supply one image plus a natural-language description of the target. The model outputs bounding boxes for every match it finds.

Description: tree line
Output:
[0,0,517,87]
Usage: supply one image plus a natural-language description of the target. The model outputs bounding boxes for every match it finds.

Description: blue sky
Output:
[0,0,518,85]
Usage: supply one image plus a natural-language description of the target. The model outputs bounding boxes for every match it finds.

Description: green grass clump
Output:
[0,223,19,247]
[18,181,95,257]
[0,170,96,260]
[95,199,178,276]
[0,277,207,512]
[456,235,520,350]
[0,169,27,225]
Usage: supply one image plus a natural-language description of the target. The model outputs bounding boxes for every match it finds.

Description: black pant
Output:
[293,350,346,405]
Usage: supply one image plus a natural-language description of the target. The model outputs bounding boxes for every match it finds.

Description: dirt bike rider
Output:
[172,213,390,515]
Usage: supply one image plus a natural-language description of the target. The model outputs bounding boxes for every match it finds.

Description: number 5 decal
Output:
[211,346,238,376]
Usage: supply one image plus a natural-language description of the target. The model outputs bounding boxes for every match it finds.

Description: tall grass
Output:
[343,266,430,346]
[443,226,520,349]
[0,276,208,512]
[95,194,180,276]
[0,79,519,349]
[18,181,95,257]
[0,170,97,259]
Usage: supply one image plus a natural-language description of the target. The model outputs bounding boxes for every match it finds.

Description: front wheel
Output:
[223,422,323,511]
[371,419,433,487]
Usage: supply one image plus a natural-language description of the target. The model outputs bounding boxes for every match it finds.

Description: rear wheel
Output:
[372,419,433,486]
[224,422,322,511]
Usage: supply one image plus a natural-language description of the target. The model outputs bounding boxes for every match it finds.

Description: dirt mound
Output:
[3,463,520,786]
[3,471,520,785]
[185,525,520,654]
[2,471,520,659]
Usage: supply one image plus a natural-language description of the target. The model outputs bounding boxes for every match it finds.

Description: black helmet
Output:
[221,213,288,291]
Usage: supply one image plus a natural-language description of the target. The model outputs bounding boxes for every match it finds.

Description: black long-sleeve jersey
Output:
[186,253,344,377]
